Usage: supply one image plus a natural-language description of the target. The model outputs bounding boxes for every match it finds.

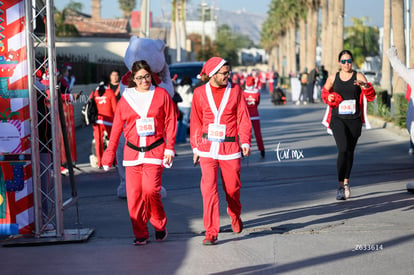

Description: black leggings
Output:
[330,116,362,181]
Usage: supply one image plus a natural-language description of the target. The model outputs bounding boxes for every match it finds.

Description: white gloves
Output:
[386,46,398,58]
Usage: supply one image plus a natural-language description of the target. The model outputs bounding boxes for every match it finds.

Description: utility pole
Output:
[406,0,410,66]
[141,0,150,38]
[176,0,181,62]
[201,0,207,58]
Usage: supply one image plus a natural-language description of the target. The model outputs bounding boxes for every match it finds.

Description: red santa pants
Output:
[199,157,241,237]
[125,164,166,239]
[268,81,274,94]
[92,123,112,167]
[252,119,265,152]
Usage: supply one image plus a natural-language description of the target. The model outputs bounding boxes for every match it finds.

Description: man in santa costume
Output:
[190,57,252,245]
[243,76,265,158]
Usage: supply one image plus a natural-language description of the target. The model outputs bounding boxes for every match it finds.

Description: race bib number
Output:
[338,100,356,115]
[208,123,226,142]
[136,118,155,136]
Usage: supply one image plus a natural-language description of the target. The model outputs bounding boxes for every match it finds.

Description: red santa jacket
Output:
[89,87,117,126]
[243,86,261,120]
[102,86,177,167]
[266,71,275,83]
[190,82,252,160]
[321,83,376,131]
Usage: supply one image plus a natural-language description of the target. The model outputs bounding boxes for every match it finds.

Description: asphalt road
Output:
[2,91,414,275]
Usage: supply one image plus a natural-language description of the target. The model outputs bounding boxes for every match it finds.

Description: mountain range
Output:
[154,6,266,45]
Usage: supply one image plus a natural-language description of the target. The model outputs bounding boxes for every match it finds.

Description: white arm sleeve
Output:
[386,46,414,88]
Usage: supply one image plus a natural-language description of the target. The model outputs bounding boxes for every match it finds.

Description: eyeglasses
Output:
[340,59,353,64]
[216,71,231,77]
[134,74,151,81]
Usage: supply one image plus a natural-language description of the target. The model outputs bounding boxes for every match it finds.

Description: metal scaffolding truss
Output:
[26,0,64,238]
[2,0,93,245]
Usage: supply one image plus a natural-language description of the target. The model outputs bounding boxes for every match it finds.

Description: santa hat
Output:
[200,57,227,78]
[35,69,43,80]
[63,62,72,70]
[245,76,255,88]
[40,68,59,85]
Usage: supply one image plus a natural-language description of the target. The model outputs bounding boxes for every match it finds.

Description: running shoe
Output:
[155,229,168,242]
[336,187,345,200]
[260,150,265,158]
[344,184,351,199]
[231,216,243,234]
[202,235,217,245]
[133,237,149,245]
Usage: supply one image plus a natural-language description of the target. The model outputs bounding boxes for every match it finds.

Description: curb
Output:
[368,115,410,139]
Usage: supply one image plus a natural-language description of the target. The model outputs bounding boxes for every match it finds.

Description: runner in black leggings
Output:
[321,50,376,200]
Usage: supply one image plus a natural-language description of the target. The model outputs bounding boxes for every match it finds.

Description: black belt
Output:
[202,133,236,142]
[126,138,164,152]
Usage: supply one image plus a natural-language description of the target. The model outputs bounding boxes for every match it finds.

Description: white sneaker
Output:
[344,184,351,199]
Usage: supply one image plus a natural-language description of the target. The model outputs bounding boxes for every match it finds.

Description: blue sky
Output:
[55,0,384,27]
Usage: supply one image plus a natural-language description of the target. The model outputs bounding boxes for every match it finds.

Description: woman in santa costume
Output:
[243,76,265,158]
[321,50,376,200]
[190,57,252,245]
[102,60,177,245]
[90,80,117,168]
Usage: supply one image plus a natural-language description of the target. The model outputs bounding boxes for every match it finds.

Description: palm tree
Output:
[334,0,344,62]
[325,0,335,74]
[118,0,136,19]
[170,0,177,52]
[327,0,344,74]
[299,16,307,72]
[381,0,391,91]
[411,0,414,67]
[296,0,308,73]
[262,0,322,77]
[306,0,319,70]
[391,0,406,95]
[260,0,284,73]
[320,0,329,68]
[288,24,297,75]
[179,0,187,61]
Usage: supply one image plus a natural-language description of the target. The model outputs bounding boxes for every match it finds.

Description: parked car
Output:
[362,71,381,85]
[169,61,205,86]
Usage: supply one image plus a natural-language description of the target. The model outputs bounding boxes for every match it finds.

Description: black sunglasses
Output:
[340,59,353,64]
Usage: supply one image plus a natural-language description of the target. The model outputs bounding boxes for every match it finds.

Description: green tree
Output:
[261,0,311,75]
[54,1,82,37]
[118,0,136,19]
[344,17,379,68]
[187,33,215,61]
[214,24,255,66]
